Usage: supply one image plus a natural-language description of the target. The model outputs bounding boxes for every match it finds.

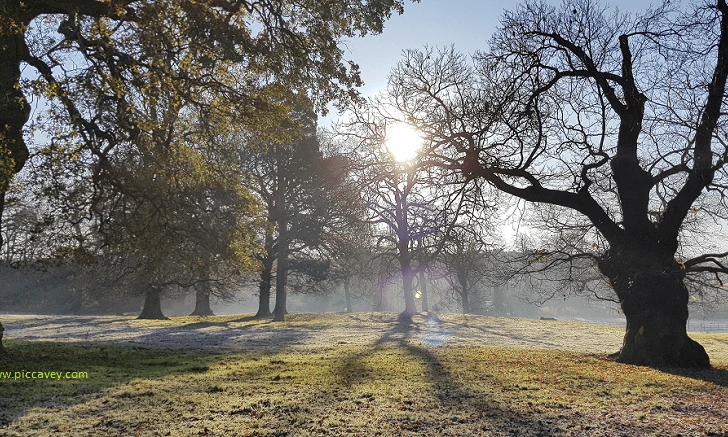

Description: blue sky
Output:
[324,0,661,125]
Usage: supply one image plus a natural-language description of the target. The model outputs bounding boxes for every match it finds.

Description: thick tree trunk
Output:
[0,196,4,355]
[256,274,272,318]
[419,270,429,313]
[255,256,274,318]
[400,265,417,318]
[461,291,470,315]
[1,4,30,242]
[272,259,287,321]
[0,3,30,185]
[1,5,31,359]
[190,287,214,316]
[138,287,168,320]
[255,231,275,318]
[344,279,353,313]
[272,222,288,322]
[599,247,709,368]
[458,275,470,314]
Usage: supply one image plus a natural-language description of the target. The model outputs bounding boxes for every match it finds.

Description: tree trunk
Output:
[400,264,417,318]
[255,255,274,318]
[0,5,33,358]
[461,291,470,315]
[344,279,353,313]
[419,270,429,313]
[1,4,30,244]
[138,286,168,320]
[598,246,709,368]
[0,197,4,356]
[272,219,288,322]
[458,274,470,314]
[189,287,214,316]
[272,147,289,323]
[272,255,288,321]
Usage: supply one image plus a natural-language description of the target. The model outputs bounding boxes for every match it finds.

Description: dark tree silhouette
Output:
[239,106,330,321]
[384,0,728,367]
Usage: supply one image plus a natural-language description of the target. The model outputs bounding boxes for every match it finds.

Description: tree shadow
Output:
[0,342,228,429]
[335,314,563,435]
[661,365,728,389]
[0,317,320,434]
[594,348,728,388]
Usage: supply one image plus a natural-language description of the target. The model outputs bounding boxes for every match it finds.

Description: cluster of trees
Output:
[3,0,728,370]
[0,0,413,355]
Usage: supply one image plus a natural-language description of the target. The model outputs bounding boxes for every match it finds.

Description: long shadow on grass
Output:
[6,314,317,351]
[443,320,569,350]
[128,317,314,350]
[0,314,319,433]
[0,342,227,431]
[337,315,565,436]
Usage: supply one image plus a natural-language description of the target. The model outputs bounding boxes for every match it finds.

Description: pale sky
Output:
[324,0,661,126]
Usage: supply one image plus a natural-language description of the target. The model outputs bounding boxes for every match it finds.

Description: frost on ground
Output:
[1,312,624,352]
[3,312,727,362]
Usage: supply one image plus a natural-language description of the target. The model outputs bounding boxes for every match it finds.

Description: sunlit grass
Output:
[2,337,727,436]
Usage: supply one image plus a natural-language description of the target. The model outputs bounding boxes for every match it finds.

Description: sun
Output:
[384,122,422,163]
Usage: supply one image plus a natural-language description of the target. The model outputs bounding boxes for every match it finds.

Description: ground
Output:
[1,312,727,436]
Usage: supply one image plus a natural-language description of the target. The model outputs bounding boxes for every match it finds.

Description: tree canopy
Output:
[0,0,416,349]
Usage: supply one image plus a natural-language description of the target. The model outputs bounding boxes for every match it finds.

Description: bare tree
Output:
[338,111,472,318]
[382,1,728,367]
[439,225,501,314]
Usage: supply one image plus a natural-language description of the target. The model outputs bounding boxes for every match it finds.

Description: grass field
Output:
[1,313,727,436]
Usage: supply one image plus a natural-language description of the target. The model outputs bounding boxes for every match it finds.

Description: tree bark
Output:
[461,290,470,315]
[0,2,30,187]
[138,286,168,320]
[344,279,353,313]
[419,270,429,313]
[598,246,709,368]
[400,264,417,318]
[0,195,4,356]
[0,4,36,356]
[189,286,214,316]
[255,254,274,318]
[272,254,288,321]
[0,4,31,358]
[272,220,288,322]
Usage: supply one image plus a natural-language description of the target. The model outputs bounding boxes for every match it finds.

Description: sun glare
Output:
[384,122,422,163]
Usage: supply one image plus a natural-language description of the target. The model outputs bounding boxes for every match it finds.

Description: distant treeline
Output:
[0,264,139,315]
